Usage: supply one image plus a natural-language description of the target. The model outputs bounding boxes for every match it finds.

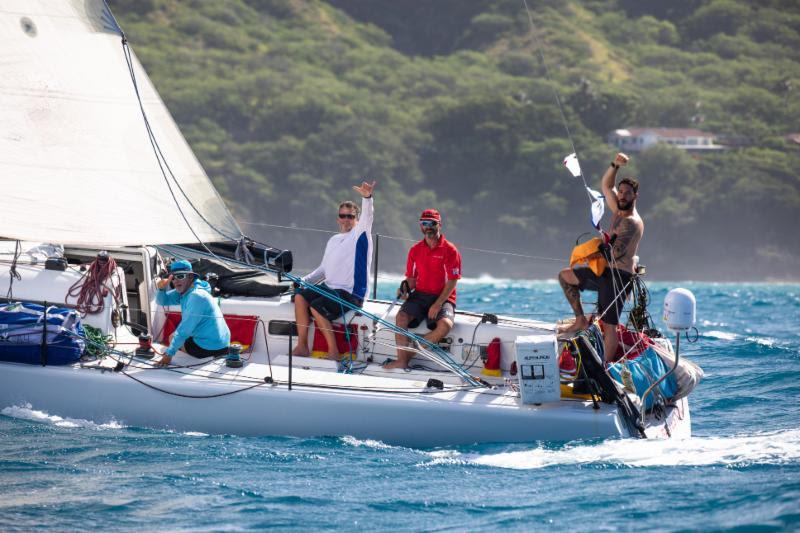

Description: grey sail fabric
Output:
[0,0,241,246]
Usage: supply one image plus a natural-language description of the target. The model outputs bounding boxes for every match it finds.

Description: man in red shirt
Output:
[385,209,462,370]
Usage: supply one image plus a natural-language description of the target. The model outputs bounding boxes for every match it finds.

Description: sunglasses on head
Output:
[338,213,356,220]
[420,220,438,228]
[172,273,192,280]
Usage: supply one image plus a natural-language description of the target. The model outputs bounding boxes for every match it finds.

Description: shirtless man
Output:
[557,152,644,361]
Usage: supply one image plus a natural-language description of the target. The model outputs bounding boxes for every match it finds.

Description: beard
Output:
[617,199,634,211]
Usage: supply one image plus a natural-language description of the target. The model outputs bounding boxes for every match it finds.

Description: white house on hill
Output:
[608,128,725,152]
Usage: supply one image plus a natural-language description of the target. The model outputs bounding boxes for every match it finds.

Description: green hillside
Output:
[110,0,800,280]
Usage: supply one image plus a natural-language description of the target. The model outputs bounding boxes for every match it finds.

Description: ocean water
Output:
[1,281,798,531]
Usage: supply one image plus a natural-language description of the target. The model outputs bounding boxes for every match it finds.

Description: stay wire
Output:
[464,320,483,370]
[6,240,21,299]
[118,34,240,243]
[117,31,249,275]
[241,221,566,264]
[258,319,274,381]
[521,0,593,198]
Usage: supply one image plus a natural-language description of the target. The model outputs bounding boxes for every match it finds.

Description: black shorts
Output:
[573,266,634,325]
[399,291,455,329]
[184,337,228,358]
[297,283,363,322]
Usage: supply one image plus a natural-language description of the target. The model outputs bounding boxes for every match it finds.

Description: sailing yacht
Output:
[0,0,698,447]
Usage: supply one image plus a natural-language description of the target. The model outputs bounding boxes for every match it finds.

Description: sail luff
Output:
[0,0,241,246]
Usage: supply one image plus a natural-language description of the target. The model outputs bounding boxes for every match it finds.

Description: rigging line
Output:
[383,233,567,262]
[116,33,240,242]
[122,368,265,399]
[604,243,638,332]
[6,240,21,299]
[120,44,215,247]
[593,277,633,328]
[521,0,594,201]
[239,220,338,235]
[240,221,566,263]
[128,353,479,393]
[457,245,563,262]
[117,38,241,256]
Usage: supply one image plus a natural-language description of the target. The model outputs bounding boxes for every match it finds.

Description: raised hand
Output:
[353,180,376,198]
[615,153,630,167]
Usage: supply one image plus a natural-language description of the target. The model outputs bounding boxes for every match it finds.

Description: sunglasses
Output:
[172,273,192,280]
[419,220,438,228]
[338,213,356,220]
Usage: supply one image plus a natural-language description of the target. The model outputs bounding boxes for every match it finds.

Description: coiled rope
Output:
[66,254,123,315]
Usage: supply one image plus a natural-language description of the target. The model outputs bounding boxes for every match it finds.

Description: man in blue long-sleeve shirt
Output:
[155,260,230,366]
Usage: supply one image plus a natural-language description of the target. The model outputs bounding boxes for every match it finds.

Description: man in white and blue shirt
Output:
[292,181,375,359]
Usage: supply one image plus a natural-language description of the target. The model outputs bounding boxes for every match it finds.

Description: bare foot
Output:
[291,345,310,357]
[324,353,340,361]
[382,359,407,370]
[557,315,590,335]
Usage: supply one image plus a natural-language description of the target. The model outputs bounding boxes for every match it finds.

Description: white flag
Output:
[563,153,582,178]
[587,187,604,229]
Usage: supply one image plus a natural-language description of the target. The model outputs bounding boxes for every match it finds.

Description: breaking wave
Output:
[1,403,124,430]
[340,435,396,450]
[420,429,800,470]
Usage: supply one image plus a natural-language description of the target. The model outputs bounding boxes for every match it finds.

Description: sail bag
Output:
[0,303,86,365]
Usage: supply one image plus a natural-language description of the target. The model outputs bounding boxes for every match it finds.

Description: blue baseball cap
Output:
[169,260,196,276]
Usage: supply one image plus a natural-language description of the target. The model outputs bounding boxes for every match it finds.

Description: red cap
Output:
[419,209,441,222]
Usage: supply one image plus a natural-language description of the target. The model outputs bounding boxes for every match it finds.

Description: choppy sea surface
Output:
[1,280,798,531]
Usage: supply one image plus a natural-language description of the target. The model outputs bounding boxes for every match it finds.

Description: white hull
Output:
[0,355,689,447]
[0,245,692,447]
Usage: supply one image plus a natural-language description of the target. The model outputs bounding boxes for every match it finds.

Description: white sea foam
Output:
[340,435,395,450]
[745,336,776,347]
[182,431,209,437]
[1,403,124,430]
[424,429,800,470]
[421,449,466,466]
[705,330,739,341]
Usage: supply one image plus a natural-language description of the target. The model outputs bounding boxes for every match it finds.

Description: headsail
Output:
[0,0,241,246]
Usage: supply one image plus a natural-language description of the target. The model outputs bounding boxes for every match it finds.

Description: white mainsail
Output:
[0,0,241,246]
